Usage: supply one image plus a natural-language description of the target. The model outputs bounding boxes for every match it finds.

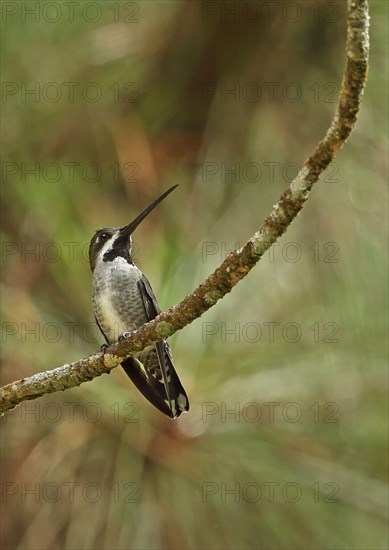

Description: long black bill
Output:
[120,185,178,238]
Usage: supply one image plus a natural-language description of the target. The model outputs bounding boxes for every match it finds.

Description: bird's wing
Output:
[131,274,189,418]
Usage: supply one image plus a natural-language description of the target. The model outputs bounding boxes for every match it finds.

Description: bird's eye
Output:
[98,233,109,243]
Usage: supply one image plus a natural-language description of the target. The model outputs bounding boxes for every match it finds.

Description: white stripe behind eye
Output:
[97,233,119,261]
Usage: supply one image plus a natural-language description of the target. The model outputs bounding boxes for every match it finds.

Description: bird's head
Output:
[89,185,178,272]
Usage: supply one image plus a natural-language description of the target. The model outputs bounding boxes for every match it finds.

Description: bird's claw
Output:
[100,343,109,353]
[118,331,131,343]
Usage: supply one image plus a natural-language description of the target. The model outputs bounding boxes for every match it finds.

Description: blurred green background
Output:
[1,1,388,549]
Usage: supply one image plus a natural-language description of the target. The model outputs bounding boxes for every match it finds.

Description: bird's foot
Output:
[100,343,109,353]
[118,331,131,343]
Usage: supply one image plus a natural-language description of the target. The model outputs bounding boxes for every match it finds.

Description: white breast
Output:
[92,257,145,343]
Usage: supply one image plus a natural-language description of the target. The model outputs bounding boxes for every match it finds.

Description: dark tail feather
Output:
[121,357,177,418]
[155,341,189,417]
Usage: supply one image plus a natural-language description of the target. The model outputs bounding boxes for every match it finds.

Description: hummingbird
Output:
[88,185,189,419]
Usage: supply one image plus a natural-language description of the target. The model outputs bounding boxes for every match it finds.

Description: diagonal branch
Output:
[0,0,370,415]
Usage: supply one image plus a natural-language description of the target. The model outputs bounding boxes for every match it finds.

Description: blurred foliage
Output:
[1,1,388,549]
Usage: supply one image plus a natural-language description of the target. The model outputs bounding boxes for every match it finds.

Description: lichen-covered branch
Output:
[0,0,369,415]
